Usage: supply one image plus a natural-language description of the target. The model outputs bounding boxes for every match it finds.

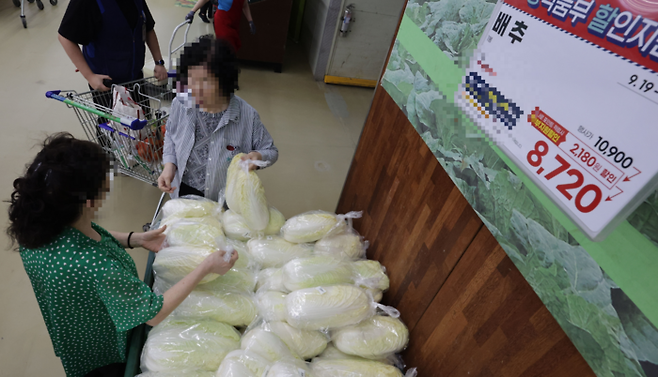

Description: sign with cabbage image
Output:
[382,0,658,375]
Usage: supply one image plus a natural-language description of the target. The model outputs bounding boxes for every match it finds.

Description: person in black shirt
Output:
[58,0,168,91]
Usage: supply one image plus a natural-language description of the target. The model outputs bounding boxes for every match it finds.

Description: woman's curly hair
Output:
[177,36,239,98]
[7,133,111,249]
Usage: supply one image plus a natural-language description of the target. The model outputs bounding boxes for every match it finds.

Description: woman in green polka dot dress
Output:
[7,133,239,377]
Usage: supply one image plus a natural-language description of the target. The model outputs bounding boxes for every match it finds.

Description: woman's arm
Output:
[58,34,111,91]
[109,227,166,251]
[145,29,167,81]
[146,250,238,326]
[242,0,253,22]
[190,0,210,13]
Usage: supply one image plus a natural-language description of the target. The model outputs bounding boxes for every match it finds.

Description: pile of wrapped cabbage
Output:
[139,155,416,376]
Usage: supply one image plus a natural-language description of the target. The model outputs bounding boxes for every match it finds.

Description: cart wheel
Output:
[36,0,44,9]
[21,17,27,28]
[50,0,57,5]
[12,0,20,7]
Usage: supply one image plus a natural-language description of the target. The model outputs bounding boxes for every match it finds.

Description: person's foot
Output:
[198,12,210,23]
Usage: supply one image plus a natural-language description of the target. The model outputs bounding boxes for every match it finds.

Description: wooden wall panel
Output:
[336,87,594,376]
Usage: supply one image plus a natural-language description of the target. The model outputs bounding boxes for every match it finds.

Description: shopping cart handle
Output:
[168,70,176,78]
[45,90,62,98]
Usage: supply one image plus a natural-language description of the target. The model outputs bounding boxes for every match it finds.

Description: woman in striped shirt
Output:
[158,37,278,201]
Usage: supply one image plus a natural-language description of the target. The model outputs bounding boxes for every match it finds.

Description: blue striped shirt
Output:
[163,95,278,201]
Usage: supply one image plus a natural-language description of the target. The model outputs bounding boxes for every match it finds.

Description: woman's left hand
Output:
[154,65,168,81]
[241,152,263,171]
[135,226,167,252]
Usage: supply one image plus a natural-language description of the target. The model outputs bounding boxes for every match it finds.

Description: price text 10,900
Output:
[594,137,633,169]
[527,141,603,213]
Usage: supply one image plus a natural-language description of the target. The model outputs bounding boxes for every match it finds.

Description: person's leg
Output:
[198,1,211,23]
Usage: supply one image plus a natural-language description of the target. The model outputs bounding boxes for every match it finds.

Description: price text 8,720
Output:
[527,141,603,213]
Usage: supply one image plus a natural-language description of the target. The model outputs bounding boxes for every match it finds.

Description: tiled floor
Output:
[0,1,374,375]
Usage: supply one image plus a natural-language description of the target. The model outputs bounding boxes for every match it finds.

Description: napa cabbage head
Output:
[171,290,257,327]
[223,210,254,241]
[136,371,215,377]
[310,358,403,377]
[280,211,346,243]
[265,321,328,360]
[247,236,313,268]
[264,207,286,235]
[265,361,312,377]
[196,267,257,294]
[316,344,393,365]
[225,154,270,231]
[314,232,366,260]
[153,246,218,284]
[256,268,286,292]
[216,350,270,377]
[286,284,373,330]
[332,315,409,359]
[161,198,222,220]
[164,219,226,248]
[352,260,390,291]
[241,328,300,363]
[141,318,240,372]
[282,255,355,291]
[255,291,288,322]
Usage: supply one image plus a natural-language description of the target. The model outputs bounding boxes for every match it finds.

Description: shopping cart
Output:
[13,0,57,28]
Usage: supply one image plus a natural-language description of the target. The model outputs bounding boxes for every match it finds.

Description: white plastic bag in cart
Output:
[112,85,145,137]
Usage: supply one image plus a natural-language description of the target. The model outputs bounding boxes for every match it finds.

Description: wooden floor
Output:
[336,87,595,376]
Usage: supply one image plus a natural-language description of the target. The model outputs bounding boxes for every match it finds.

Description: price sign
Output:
[455,1,658,241]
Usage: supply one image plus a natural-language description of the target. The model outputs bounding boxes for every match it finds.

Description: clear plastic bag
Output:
[264,206,286,236]
[255,291,289,322]
[223,210,254,241]
[332,315,409,360]
[265,361,312,377]
[280,211,361,244]
[161,195,223,220]
[240,328,301,363]
[141,318,241,373]
[170,290,258,327]
[215,350,270,377]
[264,321,328,360]
[285,285,380,330]
[152,246,218,284]
[256,268,286,292]
[163,218,227,249]
[282,255,355,292]
[247,236,313,269]
[314,231,368,261]
[352,260,390,292]
[136,371,215,377]
[310,358,405,377]
[225,154,270,231]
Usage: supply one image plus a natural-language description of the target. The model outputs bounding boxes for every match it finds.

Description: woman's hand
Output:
[158,163,177,193]
[133,226,167,252]
[240,151,263,171]
[202,249,239,276]
[154,65,168,81]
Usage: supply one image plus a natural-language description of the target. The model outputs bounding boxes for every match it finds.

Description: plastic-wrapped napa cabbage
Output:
[240,328,300,363]
[265,361,312,377]
[164,219,226,248]
[223,210,253,241]
[264,207,286,235]
[225,154,270,231]
[198,268,258,294]
[332,315,409,360]
[286,285,373,330]
[265,321,328,360]
[314,232,366,260]
[255,291,288,322]
[282,255,355,292]
[161,196,222,220]
[247,236,313,269]
[153,246,217,284]
[171,290,257,327]
[256,268,286,292]
[141,318,241,373]
[310,358,404,377]
[215,350,270,377]
[161,215,222,234]
[352,260,390,292]
[280,211,346,244]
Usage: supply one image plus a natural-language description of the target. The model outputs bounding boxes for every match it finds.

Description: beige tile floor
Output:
[0,1,374,375]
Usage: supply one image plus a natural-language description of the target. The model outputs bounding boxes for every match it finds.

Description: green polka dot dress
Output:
[20,223,164,377]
